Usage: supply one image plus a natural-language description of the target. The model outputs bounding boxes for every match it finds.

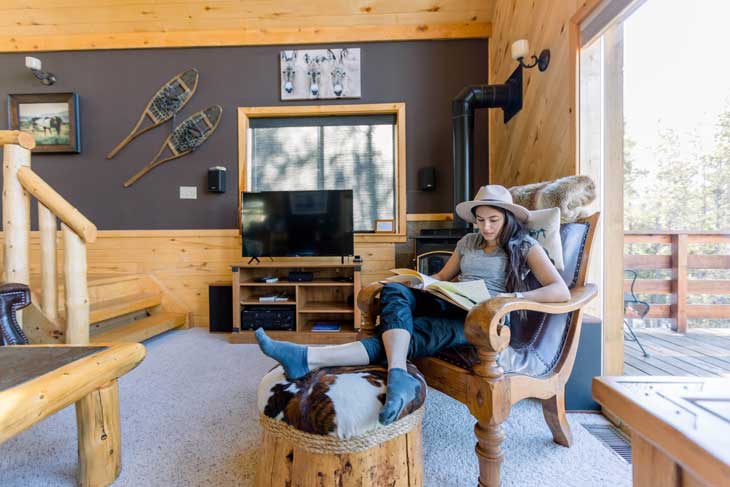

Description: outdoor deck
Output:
[624,327,730,377]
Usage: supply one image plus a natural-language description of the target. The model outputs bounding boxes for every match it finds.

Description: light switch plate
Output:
[179,186,197,199]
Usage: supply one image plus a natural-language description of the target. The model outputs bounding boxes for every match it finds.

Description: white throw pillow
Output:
[526,208,564,271]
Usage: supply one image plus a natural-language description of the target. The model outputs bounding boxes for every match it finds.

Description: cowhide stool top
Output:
[257,363,427,440]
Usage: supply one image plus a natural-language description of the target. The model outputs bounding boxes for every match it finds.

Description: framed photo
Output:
[7,93,80,153]
[374,219,394,233]
[280,48,361,101]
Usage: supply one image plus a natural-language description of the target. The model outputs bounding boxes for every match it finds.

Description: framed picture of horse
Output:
[7,92,80,153]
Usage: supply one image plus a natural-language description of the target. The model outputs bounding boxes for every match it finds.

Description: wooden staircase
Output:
[47,273,189,344]
[85,274,189,343]
[1,130,190,344]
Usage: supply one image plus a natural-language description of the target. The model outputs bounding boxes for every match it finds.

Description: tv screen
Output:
[241,189,354,257]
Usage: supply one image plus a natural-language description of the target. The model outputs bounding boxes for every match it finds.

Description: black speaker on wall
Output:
[208,166,226,193]
[418,167,436,191]
[209,283,232,333]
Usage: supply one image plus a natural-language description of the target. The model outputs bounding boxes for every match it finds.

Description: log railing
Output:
[1,130,97,344]
[624,231,730,333]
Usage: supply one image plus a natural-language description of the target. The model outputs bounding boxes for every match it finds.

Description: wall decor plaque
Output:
[280,48,361,101]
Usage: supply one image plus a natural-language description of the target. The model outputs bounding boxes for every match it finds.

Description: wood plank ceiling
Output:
[1,0,495,52]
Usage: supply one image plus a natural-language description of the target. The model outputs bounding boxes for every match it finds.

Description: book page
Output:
[381,274,423,288]
[429,279,491,303]
[426,287,476,311]
[387,268,442,289]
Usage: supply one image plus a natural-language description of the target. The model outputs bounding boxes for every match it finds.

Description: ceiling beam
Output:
[1,22,490,52]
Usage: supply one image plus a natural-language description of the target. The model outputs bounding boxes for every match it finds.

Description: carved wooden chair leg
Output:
[468,347,512,487]
[541,391,573,447]
[474,418,507,487]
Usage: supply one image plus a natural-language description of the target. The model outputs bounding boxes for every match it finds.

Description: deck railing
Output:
[1,130,97,344]
[624,231,730,333]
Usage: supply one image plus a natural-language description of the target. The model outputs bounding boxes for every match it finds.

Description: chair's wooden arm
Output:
[464,284,598,355]
[356,281,384,336]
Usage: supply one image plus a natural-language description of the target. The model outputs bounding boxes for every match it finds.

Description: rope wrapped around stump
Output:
[260,406,425,454]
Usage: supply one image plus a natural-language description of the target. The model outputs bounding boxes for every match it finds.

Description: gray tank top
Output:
[455,233,538,296]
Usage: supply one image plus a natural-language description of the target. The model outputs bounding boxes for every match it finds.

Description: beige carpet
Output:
[0,328,631,486]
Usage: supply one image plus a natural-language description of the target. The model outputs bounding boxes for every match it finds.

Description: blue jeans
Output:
[360,282,469,364]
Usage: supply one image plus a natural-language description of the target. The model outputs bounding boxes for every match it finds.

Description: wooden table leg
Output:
[75,380,122,487]
[632,433,680,487]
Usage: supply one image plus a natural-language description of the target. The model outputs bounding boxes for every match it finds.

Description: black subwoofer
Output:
[209,283,232,333]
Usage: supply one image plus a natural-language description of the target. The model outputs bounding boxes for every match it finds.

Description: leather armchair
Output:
[0,283,31,345]
[357,213,599,486]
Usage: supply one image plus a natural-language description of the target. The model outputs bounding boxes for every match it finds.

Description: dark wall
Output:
[0,40,488,229]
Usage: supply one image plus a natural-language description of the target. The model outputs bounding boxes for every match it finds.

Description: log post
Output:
[671,233,688,333]
[63,223,89,344]
[0,130,36,150]
[2,143,31,327]
[17,166,97,243]
[75,380,122,487]
[39,203,58,319]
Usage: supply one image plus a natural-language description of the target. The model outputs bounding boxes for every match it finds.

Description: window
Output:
[238,104,407,240]
[248,115,395,232]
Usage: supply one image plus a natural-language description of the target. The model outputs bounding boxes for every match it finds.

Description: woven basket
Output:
[260,405,425,454]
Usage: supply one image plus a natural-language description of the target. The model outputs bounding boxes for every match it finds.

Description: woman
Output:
[255,185,570,425]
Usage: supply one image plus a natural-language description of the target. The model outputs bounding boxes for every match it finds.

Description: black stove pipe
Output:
[451,67,522,227]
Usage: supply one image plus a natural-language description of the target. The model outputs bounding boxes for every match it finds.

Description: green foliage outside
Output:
[625,106,730,328]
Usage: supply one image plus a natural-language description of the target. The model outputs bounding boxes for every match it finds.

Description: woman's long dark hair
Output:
[472,206,531,294]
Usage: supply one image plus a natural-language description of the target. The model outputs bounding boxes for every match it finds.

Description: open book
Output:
[381,268,491,311]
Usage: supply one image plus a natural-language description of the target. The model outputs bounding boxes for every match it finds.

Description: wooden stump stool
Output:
[255,364,426,487]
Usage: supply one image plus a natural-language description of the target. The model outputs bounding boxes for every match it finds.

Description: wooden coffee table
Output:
[593,376,730,487]
[0,343,146,487]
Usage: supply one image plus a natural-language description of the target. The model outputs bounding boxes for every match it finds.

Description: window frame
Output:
[237,103,407,243]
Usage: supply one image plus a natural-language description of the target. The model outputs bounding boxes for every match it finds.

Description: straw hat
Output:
[455,185,530,223]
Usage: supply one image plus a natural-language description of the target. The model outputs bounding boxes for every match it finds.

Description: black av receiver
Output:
[242,305,295,331]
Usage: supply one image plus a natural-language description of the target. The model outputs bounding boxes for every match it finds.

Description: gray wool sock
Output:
[379,368,421,425]
[255,328,310,380]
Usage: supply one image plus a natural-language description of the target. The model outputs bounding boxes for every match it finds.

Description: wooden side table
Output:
[593,376,730,487]
[0,343,146,487]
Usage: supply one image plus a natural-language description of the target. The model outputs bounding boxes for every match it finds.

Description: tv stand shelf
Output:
[229,262,362,344]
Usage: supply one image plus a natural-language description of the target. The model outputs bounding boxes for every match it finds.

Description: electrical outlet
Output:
[179,186,197,199]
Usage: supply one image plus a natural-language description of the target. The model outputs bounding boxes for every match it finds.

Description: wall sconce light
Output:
[511,40,550,72]
[25,56,56,86]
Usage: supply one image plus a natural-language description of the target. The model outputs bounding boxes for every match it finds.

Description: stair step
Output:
[91,312,187,343]
[87,274,142,286]
[30,273,141,290]
[90,292,162,323]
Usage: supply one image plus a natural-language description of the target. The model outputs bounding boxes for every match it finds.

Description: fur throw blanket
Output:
[509,175,596,223]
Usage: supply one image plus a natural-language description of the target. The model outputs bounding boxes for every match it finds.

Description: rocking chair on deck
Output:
[357,213,599,486]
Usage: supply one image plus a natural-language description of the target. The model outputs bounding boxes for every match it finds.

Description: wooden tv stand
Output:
[229,262,362,344]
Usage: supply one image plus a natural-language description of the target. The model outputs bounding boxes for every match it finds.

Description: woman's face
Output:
[474,206,505,242]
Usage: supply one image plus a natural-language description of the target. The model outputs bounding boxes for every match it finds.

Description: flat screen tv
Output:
[241,189,354,258]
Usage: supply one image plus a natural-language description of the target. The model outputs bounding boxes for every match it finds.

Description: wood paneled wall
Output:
[0,0,494,52]
[488,0,625,374]
[0,231,395,327]
[488,0,588,187]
